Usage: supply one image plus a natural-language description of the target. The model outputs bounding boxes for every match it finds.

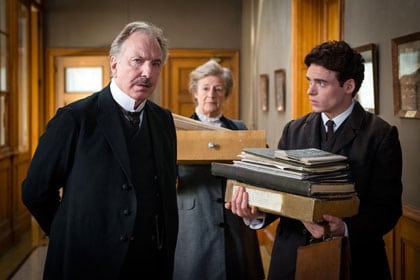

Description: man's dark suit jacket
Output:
[22,85,178,279]
[266,101,402,280]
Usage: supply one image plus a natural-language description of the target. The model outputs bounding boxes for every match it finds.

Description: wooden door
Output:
[161,49,239,119]
[292,0,343,118]
[45,49,108,119]
[55,55,110,109]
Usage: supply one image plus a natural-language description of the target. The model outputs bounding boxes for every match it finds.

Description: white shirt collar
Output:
[110,79,146,112]
[195,107,223,127]
[321,101,355,132]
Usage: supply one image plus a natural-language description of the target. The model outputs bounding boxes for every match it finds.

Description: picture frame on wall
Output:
[274,69,286,112]
[259,74,269,112]
[391,31,420,119]
[354,44,379,114]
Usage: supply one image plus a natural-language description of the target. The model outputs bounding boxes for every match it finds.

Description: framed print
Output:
[392,31,420,118]
[274,69,286,111]
[354,44,379,114]
[259,74,269,112]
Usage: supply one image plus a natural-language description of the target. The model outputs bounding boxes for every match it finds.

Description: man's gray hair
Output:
[109,21,168,63]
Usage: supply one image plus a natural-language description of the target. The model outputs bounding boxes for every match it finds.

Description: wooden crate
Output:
[176,130,266,163]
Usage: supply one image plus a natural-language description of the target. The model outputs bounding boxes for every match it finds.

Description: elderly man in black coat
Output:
[22,21,178,279]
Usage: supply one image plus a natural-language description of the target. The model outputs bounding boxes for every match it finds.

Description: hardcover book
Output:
[211,162,355,197]
[225,179,359,222]
[232,160,351,181]
[241,148,349,172]
[274,148,348,166]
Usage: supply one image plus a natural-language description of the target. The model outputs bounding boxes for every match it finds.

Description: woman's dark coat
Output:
[173,114,265,280]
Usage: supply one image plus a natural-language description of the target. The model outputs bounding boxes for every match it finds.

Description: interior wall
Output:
[344,0,420,208]
[44,0,242,49]
[44,0,242,103]
[240,0,292,148]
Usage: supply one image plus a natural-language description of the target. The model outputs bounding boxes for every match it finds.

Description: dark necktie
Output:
[326,120,335,141]
[123,110,141,128]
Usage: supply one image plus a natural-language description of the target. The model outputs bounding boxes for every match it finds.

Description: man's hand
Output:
[224,186,264,220]
[302,214,346,239]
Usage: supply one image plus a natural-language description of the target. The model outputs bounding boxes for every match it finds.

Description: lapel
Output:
[144,101,166,178]
[302,102,366,154]
[96,86,133,182]
[330,102,365,153]
[303,113,323,149]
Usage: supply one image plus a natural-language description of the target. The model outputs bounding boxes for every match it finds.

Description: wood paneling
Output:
[0,158,13,255]
[11,153,31,238]
[394,204,420,280]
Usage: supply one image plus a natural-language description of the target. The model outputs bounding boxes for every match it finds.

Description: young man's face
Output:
[110,32,163,108]
[306,63,355,119]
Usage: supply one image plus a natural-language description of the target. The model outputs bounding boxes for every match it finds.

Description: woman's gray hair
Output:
[189,60,234,98]
[109,21,168,63]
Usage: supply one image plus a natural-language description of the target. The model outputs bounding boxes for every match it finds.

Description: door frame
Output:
[45,48,109,121]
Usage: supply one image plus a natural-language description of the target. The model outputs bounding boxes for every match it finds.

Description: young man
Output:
[22,21,178,279]
[227,41,403,280]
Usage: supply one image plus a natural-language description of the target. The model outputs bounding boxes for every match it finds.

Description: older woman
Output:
[173,60,265,280]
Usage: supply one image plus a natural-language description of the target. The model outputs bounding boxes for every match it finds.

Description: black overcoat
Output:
[22,85,178,279]
[266,101,403,280]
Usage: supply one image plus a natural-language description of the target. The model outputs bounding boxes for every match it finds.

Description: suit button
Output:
[218,222,226,228]
[122,209,131,216]
[121,184,130,191]
[216,198,223,203]
[302,229,308,235]
[120,235,128,242]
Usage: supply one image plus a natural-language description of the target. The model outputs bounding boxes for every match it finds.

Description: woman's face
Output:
[194,75,227,117]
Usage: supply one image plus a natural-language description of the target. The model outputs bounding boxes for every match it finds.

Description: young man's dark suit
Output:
[22,85,178,279]
[265,101,402,280]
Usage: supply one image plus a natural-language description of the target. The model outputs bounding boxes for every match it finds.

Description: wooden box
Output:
[176,130,266,163]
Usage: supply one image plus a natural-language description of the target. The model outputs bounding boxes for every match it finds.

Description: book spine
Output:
[211,162,313,196]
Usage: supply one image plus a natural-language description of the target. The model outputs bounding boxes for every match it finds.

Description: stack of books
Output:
[211,147,359,222]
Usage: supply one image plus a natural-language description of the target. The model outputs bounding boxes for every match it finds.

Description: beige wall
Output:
[240,0,292,148]
[343,0,420,208]
[45,0,242,49]
[44,0,420,208]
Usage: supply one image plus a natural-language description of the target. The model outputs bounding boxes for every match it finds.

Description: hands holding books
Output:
[225,186,266,221]
[225,185,347,239]
[302,214,346,239]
